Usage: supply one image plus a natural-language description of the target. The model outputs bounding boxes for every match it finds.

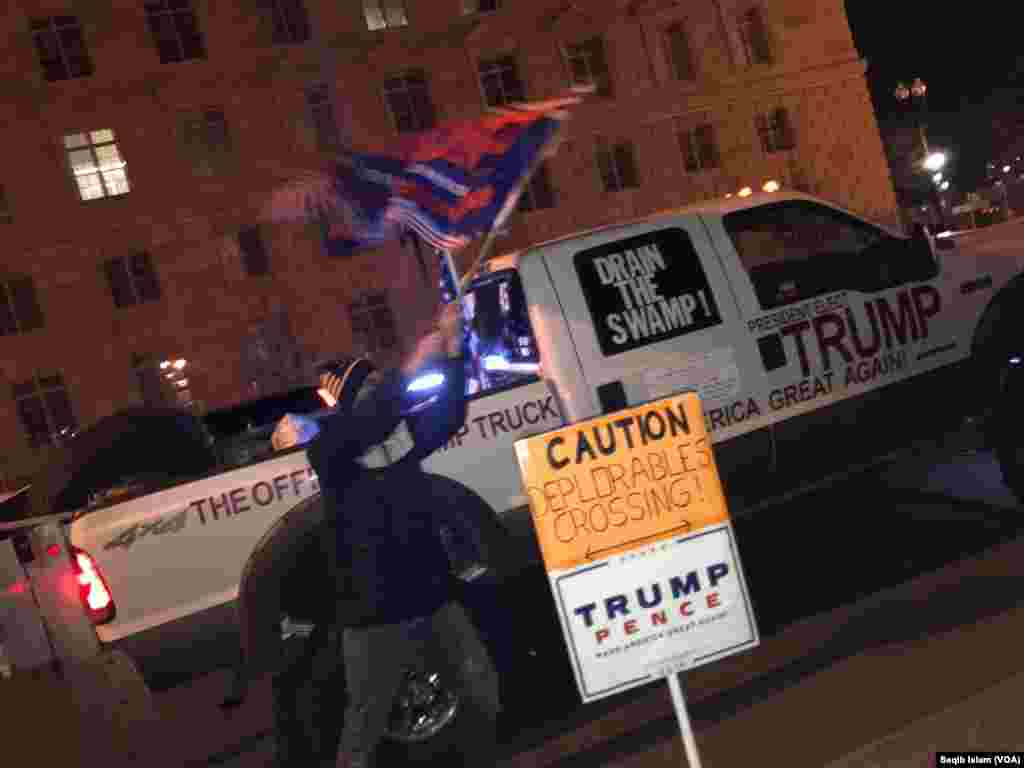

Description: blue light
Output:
[483,355,510,371]
[407,371,446,392]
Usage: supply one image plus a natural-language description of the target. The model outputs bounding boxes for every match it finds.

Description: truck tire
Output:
[994,353,1024,502]
[40,406,217,515]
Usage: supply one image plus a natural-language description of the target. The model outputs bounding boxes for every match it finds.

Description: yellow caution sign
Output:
[514,392,729,572]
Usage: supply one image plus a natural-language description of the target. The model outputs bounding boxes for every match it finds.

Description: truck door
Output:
[710,199,949,486]
[536,217,775,509]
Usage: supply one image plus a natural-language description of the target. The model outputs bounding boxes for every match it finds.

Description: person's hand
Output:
[401,330,445,377]
[437,303,464,357]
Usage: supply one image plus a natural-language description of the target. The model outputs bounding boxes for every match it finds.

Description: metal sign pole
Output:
[667,673,703,768]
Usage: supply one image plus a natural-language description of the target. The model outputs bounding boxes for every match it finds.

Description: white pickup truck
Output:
[31,190,1024,751]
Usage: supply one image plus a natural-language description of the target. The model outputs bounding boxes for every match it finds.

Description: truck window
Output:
[573,227,723,356]
[463,270,540,397]
[724,200,921,310]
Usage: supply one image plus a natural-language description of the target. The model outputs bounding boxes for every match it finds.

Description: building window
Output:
[180,108,233,175]
[478,55,525,107]
[349,293,397,354]
[31,16,93,81]
[0,276,45,336]
[134,354,193,407]
[563,37,612,97]
[679,123,720,172]
[462,0,500,13]
[144,0,206,63]
[518,163,556,212]
[738,6,772,67]
[264,0,311,44]
[239,225,270,276]
[595,137,639,192]
[363,0,408,31]
[664,23,694,81]
[64,130,130,201]
[305,83,340,151]
[0,185,11,222]
[383,71,436,134]
[756,108,795,154]
[13,373,77,449]
[103,252,161,308]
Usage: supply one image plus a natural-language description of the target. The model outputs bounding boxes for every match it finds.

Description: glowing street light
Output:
[738,186,753,198]
[923,152,947,172]
[1003,165,1012,174]
[173,359,187,370]
[940,180,950,191]
[762,179,781,192]
[932,172,943,184]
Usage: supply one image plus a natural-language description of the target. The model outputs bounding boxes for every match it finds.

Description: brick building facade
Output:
[0,0,897,488]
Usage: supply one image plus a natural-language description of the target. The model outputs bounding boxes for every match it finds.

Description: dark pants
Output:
[337,601,501,768]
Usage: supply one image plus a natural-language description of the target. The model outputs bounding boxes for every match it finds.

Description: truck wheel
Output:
[386,655,460,747]
[994,353,1024,502]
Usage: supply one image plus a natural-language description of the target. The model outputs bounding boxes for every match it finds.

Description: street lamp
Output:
[923,152,947,173]
[894,77,946,229]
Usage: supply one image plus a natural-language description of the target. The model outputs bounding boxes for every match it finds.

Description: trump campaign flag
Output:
[266,90,587,259]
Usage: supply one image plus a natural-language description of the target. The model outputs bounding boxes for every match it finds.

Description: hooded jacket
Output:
[307,355,468,626]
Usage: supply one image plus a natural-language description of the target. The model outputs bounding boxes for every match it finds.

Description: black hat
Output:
[317,357,376,414]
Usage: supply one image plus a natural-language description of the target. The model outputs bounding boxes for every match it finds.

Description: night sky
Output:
[845,1,1021,187]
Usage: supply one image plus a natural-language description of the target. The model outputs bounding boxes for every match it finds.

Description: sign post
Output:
[514,391,758,764]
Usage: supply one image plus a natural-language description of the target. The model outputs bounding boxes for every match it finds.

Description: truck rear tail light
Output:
[70,547,115,625]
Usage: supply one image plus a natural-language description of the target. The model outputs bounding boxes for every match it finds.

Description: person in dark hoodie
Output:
[308,303,500,768]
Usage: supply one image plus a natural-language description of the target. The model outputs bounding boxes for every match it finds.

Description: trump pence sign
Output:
[514,391,758,702]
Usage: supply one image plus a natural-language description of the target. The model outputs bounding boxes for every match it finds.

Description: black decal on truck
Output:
[574,228,722,356]
[103,509,188,550]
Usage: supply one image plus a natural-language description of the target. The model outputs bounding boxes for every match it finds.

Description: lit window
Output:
[737,6,772,67]
[756,108,795,154]
[595,137,639,192]
[563,37,612,97]
[64,130,130,201]
[103,252,161,308]
[144,0,206,64]
[363,0,408,31]
[13,373,77,450]
[133,353,193,407]
[383,71,436,133]
[478,55,525,107]
[679,123,720,172]
[0,276,45,336]
[31,16,93,81]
